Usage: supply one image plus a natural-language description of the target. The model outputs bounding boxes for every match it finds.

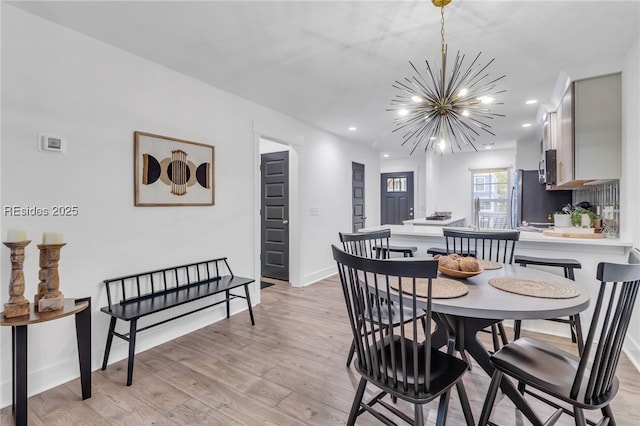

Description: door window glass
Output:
[386,177,407,192]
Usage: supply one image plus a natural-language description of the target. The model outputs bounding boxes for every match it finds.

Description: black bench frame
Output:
[100,257,255,385]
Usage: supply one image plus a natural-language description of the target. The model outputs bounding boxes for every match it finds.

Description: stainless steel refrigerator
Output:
[510,170,572,228]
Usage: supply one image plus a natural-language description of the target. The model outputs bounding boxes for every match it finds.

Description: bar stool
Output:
[427,247,476,257]
[375,245,417,258]
[513,255,584,354]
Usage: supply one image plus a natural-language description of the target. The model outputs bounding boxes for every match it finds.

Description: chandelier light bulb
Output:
[411,95,423,103]
[459,88,469,96]
[398,109,409,116]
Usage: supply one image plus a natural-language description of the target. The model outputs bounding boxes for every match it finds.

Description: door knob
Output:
[282,219,289,225]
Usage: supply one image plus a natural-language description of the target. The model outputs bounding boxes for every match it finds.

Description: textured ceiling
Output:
[7,0,640,157]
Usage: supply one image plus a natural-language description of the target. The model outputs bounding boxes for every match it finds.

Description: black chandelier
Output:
[389,0,506,154]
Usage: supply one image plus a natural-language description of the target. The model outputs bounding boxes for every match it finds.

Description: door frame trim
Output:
[253,123,302,289]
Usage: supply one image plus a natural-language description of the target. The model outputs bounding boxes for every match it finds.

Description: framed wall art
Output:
[134,131,215,206]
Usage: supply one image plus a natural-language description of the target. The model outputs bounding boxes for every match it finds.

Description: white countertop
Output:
[361,224,632,248]
[403,216,465,226]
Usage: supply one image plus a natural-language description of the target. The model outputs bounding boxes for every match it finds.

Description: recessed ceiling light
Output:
[522,123,532,128]
[485,146,492,149]
[526,99,538,105]
[348,126,357,131]
[383,154,390,158]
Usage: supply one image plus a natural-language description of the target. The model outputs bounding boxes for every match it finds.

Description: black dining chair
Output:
[339,229,424,367]
[332,245,475,426]
[339,229,417,259]
[433,228,520,352]
[513,255,584,354]
[479,248,640,426]
[439,228,520,264]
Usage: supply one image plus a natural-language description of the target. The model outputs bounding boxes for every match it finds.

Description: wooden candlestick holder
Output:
[3,240,31,318]
[35,243,66,312]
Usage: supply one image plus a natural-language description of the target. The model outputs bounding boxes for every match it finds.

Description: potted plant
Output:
[571,208,596,228]
[553,211,571,228]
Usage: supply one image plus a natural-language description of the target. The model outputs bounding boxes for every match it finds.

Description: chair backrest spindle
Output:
[339,229,391,259]
[442,228,519,263]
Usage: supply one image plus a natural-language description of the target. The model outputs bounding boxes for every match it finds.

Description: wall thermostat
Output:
[38,134,66,153]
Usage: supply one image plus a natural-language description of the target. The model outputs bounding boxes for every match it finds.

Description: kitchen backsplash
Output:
[573,181,619,237]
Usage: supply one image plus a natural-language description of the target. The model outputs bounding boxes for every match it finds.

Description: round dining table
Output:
[418,263,590,425]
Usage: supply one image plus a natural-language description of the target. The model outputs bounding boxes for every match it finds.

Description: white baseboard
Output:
[301,266,336,287]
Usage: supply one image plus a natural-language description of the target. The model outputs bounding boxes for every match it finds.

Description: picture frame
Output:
[134,131,215,206]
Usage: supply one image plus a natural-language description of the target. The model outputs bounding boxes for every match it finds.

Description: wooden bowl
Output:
[438,265,484,278]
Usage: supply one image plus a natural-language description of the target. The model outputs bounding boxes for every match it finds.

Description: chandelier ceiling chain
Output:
[388,0,506,154]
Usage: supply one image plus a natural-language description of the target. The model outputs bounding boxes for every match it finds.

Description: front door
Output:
[381,171,414,225]
[352,162,365,232]
[261,151,289,281]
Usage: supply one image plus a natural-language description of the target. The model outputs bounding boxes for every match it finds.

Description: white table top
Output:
[426,264,591,320]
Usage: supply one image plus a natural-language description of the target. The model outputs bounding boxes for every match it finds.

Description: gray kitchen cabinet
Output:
[555,73,621,187]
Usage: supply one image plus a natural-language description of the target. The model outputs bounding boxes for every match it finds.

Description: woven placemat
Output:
[489,277,580,299]
[478,260,503,270]
[390,277,468,299]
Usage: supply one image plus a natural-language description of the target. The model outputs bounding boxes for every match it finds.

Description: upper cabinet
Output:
[556,86,574,185]
[553,73,621,188]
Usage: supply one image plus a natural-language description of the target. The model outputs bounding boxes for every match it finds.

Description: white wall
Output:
[431,148,516,225]
[621,37,640,370]
[380,155,426,220]
[0,5,380,405]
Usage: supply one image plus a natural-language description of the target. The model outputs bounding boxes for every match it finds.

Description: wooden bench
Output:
[100,257,255,385]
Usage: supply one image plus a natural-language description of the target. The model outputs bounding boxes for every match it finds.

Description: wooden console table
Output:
[1,298,91,426]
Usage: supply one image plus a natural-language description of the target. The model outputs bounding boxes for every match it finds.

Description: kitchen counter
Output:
[403,217,465,227]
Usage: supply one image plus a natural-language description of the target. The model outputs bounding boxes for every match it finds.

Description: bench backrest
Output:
[103,257,234,309]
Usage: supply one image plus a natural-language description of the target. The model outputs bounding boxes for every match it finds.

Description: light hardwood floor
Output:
[2,275,639,425]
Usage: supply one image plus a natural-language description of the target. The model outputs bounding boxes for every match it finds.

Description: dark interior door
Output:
[261,151,289,281]
[381,172,414,225]
[352,162,365,232]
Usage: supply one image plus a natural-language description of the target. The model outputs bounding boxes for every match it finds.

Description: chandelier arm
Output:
[444,50,464,97]
[444,116,474,151]
[409,125,437,153]
[465,73,506,93]
[447,114,482,138]
[450,51,482,90]
[400,114,440,143]
[409,61,436,94]
[440,48,448,99]
[460,114,499,136]
[410,76,439,103]
[392,78,421,96]
[448,123,479,152]
[422,60,444,100]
